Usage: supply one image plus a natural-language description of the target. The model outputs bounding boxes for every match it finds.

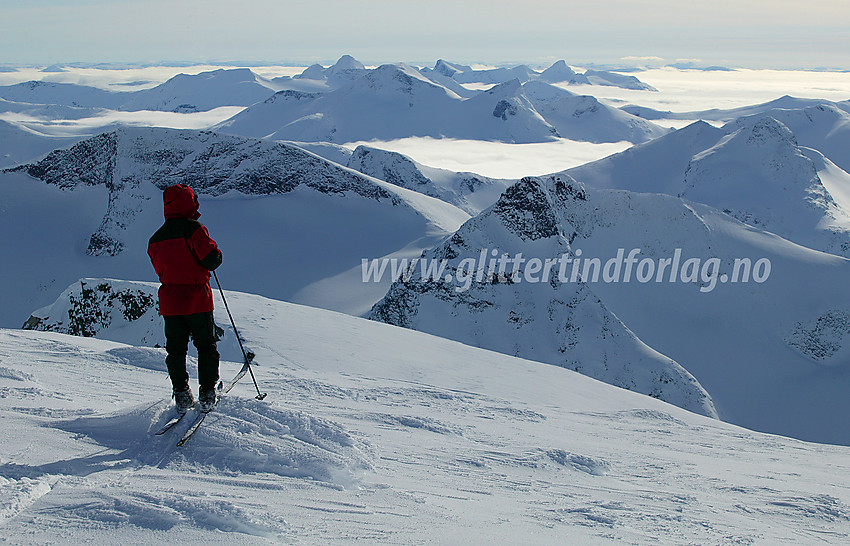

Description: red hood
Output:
[163,184,200,220]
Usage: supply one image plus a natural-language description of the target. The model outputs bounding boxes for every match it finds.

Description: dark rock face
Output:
[23,280,157,337]
[15,132,118,189]
[787,310,850,360]
[493,99,518,120]
[492,178,559,241]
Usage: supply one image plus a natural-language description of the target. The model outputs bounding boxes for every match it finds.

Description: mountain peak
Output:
[745,116,798,147]
[433,59,472,77]
[538,60,588,84]
[332,54,365,71]
[484,78,523,96]
[359,63,448,95]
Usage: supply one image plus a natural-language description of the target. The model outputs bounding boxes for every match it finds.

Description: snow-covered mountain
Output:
[583,69,658,91]
[538,60,591,85]
[0,126,468,326]
[679,117,850,257]
[117,68,275,112]
[369,176,717,417]
[216,64,666,145]
[624,95,850,123]
[346,144,513,215]
[451,64,538,84]
[216,64,561,144]
[522,81,669,144]
[0,68,276,113]
[371,173,850,444]
[435,59,657,91]
[723,103,850,173]
[567,117,850,258]
[5,288,850,542]
[0,80,127,109]
[432,59,473,78]
[295,54,367,86]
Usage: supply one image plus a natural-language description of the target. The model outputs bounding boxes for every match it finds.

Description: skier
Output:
[148,184,223,414]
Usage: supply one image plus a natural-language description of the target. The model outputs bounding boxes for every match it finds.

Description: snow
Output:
[4,59,850,542]
[3,290,850,542]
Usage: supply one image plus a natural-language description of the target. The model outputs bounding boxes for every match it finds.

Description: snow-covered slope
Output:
[0,119,84,168]
[680,117,850,257]
[346,144,513,215]
[0,126,468,326]
[3,288,850,543]
[372,174,850,444]
[417,66,480,99]
[522,81,669,144]
[566,120,728,193]
[369,176,717,417]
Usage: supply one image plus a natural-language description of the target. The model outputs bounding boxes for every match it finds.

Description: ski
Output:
[155,411,188,435]
[223,361,250,394]
[176,380,224,447]
[176,409,208,446]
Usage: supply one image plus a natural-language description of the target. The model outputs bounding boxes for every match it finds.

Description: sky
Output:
[1,0,849,69]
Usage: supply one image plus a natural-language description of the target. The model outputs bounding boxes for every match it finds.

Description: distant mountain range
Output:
[215,63,668,144]
[0,55,668,153]
[0,68,276,113]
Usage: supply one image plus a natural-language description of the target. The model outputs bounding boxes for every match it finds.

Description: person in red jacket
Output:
[148,184,223,413]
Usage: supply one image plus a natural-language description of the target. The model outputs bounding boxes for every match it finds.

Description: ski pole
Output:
[212,270,267,400]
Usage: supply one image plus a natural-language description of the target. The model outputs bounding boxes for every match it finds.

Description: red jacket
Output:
[148,184,222,316]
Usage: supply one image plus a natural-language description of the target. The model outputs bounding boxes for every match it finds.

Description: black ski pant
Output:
[164,311,220,392]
